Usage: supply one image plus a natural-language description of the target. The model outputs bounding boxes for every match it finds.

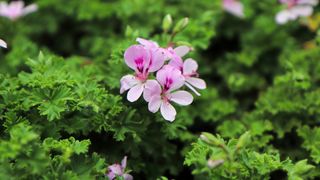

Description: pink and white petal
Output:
[11,1,24,11]
[123,174,133,180]
[136,37,159,48]
[169,70,185,92]
[148,49,165,72]
[0,39,7,48]
[185,82,201,96]
[143,80,161,102]
[186,77,206,89]
[127,83,144,102]
[170,91,193,106]
[0,2,8,12]
[121,156,127,169]
[148,95,162,113]
[108,164,122,175]
[168,56,184,70]
[276,10,292,24]
[124,45,150,71]
[174,46,190,57]
[291,5,313,17]
[183,58,198,74]
[120,75,139,94]
[8,1,23,18]
[224,0,244,18]
[160,102,177,122]
[298,0,318,5]
[22,4,38,15]
[107,172,116,180]
[156,65,170,87]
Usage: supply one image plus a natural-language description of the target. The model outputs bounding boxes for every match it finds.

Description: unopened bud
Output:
[125,25,133,37]
[162,14,173,32]
[200,134,209,142]
[200,132,221,146]
[236,131,251,149]
[173,17,189,33]
[207,159,224,168]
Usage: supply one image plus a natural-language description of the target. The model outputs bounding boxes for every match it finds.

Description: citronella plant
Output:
[0,0,320,179]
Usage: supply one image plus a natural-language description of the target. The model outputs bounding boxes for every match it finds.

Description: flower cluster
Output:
[0,39,6,48]
[223,0,244,18]
[120,38,206,121]
[106,156,133,180]
[276,0,319,24]
[0,0,37,20]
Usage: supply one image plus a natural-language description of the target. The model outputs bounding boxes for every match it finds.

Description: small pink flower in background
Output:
[276,0,319,24]
[170,58,206,96]
[0,39,7,48]
[223,0,244,18]
[144,65,193,121]
[120,45,165,102]
[106,156,133,180]
[0,1,37,20]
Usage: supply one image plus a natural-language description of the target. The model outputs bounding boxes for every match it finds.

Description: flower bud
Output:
[125,25,133,37]
[236,131,250,149]
[173,17,189,33]
[200,132,221,146]
[162,14,173,32]
[207,159,224,168]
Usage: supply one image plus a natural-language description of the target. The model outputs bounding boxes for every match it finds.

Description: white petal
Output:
[185,82,201,96]
[224,1,244,18]
[124,174,133,180]
[298,0,318,5]
[276,10,292,24]
[136,37,159,48]
[148,95,162,113]
[148,49,165,72]
[170,91,193,106]
[291,6,313,17]
[183,58,198,75]
[160,102,176,122]
[121,156,127,169]
[22,4,37,16]
[143,80,161,102]
[0,39,7,48]
[186,77,206,89]
[127,83,144,102]
[174,46,190,57]
[120,75,139,94]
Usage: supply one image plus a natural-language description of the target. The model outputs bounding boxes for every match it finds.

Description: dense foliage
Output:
[1,0,320,179]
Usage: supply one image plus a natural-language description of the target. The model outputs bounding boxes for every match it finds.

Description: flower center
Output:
[134,56,145,73]
[184,71,199,78]
[163,77,173,92]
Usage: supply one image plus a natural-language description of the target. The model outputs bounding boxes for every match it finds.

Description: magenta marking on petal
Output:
[184,71,199,78]
[134,56,144,73]
[163,77,173,92]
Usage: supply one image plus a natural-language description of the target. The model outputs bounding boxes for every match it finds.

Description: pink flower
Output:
[136,37,159,50]
[223,0,244,18]
[0,1,37,20]
[106,156,133,180]
[165,45,191,61]
[276,0,318,24]
[170,58,206,96]
[144,65,193,121]
[120,45,165,102]
[0,39,7,48]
